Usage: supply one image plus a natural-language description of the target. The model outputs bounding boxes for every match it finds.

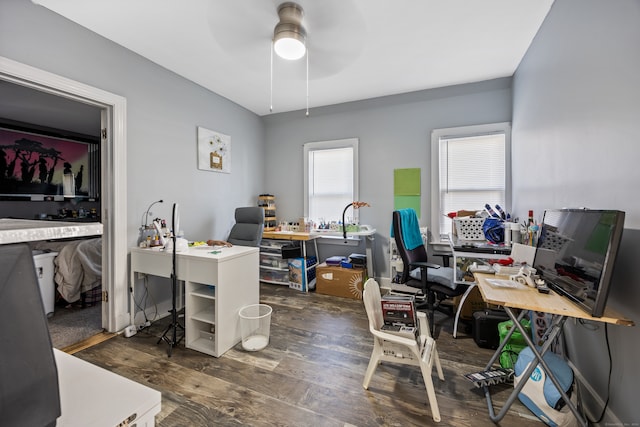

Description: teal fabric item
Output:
[390,208,423,250]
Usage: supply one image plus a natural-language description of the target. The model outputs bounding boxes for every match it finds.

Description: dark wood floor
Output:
[75,283,544,426]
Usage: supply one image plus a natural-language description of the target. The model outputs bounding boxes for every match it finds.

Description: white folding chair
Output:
[362,278,445,422]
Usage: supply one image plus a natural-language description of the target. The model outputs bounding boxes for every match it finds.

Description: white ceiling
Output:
[33,0,554,117]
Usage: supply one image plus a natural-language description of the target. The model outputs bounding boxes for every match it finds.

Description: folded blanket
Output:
[390,208,423,250]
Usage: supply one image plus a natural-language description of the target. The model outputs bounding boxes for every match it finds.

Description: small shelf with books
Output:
[258,194,276,231]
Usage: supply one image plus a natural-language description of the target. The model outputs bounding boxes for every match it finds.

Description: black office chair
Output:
[227,207,265,247]
[391,209,466,336]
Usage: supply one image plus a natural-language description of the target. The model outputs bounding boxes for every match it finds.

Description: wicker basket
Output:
[454,217,486,240]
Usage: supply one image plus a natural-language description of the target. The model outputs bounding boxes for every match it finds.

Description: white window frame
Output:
[303,138,359,223]
[430,122,511,245]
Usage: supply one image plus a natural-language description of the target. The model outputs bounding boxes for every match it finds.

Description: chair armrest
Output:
[409,261,441,270]
[417,311,432,339]
[420,336,436,364]
[370,327,419,349]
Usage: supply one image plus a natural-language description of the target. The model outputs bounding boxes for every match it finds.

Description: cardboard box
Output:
[458,285,487,320]
[315,263,365,300]
[288,257,317,292]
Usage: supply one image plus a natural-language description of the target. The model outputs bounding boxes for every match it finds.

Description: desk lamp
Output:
[138,199,163,245]
[342,201,370,240]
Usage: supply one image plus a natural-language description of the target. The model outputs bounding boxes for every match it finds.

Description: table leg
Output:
[483,309,586,427]
[365,234,375,279]
[129,267,136,327]
[453,283,475,338]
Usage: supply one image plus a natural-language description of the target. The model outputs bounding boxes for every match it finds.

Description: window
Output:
[304,138,359,225]
[430,123,511,243]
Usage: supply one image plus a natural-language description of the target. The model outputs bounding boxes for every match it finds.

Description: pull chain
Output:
[306,47,309,117]
[270,41,274,113]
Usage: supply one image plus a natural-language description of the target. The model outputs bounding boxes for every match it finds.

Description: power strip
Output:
[124,320,151,337]
[124,325,137,338]
[138,320,152,331]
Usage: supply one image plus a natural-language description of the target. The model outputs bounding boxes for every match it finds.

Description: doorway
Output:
[0,55,129,333]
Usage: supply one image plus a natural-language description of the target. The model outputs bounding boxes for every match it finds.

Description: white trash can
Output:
[32,250,58,317]
[238,304,272,351]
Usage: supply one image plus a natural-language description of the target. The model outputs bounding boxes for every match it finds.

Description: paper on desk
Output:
[510,243,536,265]
[486,278,527,289]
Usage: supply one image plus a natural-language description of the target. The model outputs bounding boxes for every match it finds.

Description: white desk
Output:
[55,349,161,426]
[263,228,377,280]
[311,228,377,278]
[448,235,512,338]
[130,245,259,357]
[448,234,512,284]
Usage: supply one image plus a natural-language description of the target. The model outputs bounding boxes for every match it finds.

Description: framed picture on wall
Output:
[0,124,99,200]
[197,126,231,173]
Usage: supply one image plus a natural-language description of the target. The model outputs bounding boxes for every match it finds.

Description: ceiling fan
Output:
[207,0,365,75]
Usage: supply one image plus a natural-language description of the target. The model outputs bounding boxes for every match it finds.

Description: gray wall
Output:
[0,0,265,244]
[1,0,264,310]
[263,79,513,275]
[512,0,640,423]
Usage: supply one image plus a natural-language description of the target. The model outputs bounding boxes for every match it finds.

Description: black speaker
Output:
[281,243,302,259]
[0,243,61,426]
[472,309,510,349]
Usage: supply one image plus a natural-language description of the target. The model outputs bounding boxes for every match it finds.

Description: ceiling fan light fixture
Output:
[270,2,310,115]
[273,2,306,60]
[273,24,306,60]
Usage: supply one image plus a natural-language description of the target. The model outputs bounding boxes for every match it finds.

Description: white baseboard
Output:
[567,360,622,426]
[132,300,174,327]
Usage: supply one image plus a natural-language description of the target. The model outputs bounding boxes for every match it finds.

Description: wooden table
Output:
[263,229,377,278]
[262,230,320,259]
[474,273,633,426]
[475,273,632,326]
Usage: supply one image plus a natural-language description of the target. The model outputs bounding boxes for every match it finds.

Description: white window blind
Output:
[304,139,358,224]
[431,123,510,241]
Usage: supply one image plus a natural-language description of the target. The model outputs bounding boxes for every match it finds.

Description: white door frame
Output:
[0,55,129,332]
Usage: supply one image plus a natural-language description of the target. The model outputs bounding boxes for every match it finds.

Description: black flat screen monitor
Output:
[0,243,61,426]
[532,209,625,318]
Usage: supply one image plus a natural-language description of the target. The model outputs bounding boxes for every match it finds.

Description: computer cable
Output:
[583,321,612,424]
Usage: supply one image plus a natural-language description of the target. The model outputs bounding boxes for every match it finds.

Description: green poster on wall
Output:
[394,168,421,217]
[394,168,420,195]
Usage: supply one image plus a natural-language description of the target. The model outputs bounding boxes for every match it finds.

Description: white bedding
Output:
[32,238,102,303]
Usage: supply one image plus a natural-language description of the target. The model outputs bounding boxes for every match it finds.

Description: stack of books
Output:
[380,294,418,338]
